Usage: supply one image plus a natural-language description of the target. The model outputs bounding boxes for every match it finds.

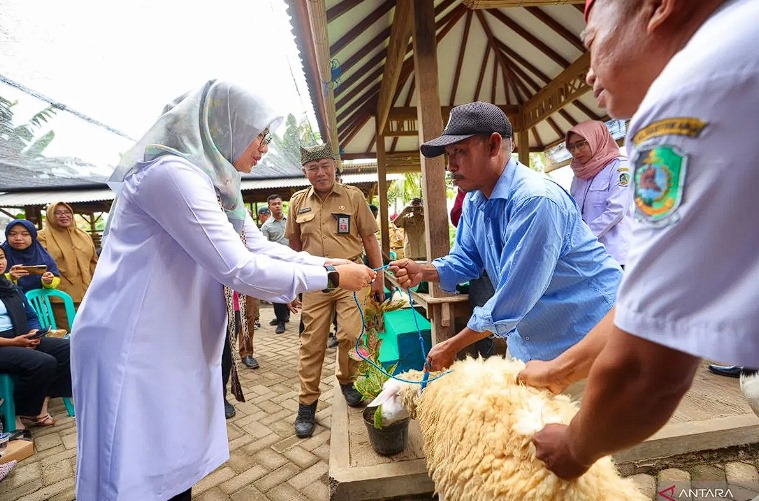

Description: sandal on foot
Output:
[19,413,55,427]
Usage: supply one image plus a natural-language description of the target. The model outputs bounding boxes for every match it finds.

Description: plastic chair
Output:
[0,374,16,432]
[24,289,76,331]
[23,289,76,417]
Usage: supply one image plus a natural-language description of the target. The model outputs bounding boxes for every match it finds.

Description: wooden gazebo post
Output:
[375,120,391,259]
[411,0,462,344]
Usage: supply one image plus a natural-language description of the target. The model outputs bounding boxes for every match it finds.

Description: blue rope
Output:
[352,265,451,388]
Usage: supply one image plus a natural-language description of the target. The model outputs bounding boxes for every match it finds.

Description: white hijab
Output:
[108,80,282,232]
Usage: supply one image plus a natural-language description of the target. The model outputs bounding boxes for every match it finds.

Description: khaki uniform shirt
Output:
[394,213,427,260]
[286,183,378,261]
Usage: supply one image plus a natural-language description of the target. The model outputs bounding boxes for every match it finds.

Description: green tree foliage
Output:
[0,96,56,158]
[267,113,321,169]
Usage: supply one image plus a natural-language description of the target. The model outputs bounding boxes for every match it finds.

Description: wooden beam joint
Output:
[522,52,591,129]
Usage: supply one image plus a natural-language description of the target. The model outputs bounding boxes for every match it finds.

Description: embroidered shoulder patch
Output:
[633,146,687,226]
[618,170,630,187]
[633,117,707,145]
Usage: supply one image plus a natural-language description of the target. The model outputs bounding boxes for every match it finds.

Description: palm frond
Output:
[24,130,55,157]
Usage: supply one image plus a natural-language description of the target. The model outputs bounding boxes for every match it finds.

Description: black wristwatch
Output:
[323,265,339,292]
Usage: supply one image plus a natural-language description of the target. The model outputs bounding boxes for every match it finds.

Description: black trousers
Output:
[221,321,234,398]
[469,273,496,358]
[0,336,72,416]
[167,488,191,501]
[272,302,290,323]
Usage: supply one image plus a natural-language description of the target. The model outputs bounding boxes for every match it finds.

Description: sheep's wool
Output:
[398,357,648,501]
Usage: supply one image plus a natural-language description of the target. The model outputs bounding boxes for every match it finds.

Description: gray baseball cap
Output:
[420,101,513,158]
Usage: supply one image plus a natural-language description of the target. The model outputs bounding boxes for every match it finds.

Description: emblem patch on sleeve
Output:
[633,146,687,226]
[618,169,630,187]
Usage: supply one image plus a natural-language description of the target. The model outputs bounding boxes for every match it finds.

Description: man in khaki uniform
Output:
[393,197,427,260]
[287,143,384,438]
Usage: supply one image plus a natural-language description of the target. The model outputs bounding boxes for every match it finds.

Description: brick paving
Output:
[1,305,758,500]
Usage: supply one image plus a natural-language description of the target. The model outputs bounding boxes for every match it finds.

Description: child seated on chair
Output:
[0,247,71,430]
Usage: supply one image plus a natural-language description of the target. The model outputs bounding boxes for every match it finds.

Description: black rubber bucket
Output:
[363,406,410,456]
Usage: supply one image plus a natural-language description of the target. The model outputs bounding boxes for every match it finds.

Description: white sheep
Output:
[369,356,648,501]
[740,370,759,417]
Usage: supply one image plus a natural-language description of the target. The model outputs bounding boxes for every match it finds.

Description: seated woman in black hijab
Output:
[0,247,71,430]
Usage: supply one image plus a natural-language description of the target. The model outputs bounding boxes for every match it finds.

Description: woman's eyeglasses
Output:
[54,210,73,216]
[566,139,588,152]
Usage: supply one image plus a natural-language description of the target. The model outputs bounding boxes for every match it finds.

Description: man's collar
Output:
[470,158,518,206]
[306,182,343,200]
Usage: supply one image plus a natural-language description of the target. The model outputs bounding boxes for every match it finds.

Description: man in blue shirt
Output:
[389,101,621,369]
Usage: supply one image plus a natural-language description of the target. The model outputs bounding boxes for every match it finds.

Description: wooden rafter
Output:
[464,0,584,8]
[340,111,372,147]
[558,108,578,126]
[326,0,364,22]
[570,99,599,120]
[473,45,491,101]
[337,88,378,127]
[391,76,415,152]
[497,39,550,83]
[545,116,565,137]
[449,10,473,106]
[503,56,533,100]
[338,107,367,143]
[336,39,389,99]
[389,105,520,119]
[476,10,518,104]
[337,0,459,119]
[339,27,391,80]
[330,0,394,57]
[525,6,584,51]
[383,103,522,137]
[490,49,499,103]
[523,51,590,129]
[337,2,464,142]
[487,8,569,67]
[336,61,384,106]
[531,126,544,148]
[377,0,413,136]
[435,3,468,41]
[337,88,374,127]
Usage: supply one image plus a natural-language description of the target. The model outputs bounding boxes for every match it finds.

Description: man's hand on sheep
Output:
[518,359,573,395]
[388,258,427,288]
[425,340,457,371]
[532,423,592,480]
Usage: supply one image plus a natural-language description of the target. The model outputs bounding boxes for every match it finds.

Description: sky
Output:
[0,0,316,174]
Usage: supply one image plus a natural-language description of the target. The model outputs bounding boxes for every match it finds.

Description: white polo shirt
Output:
[615,0,759,367]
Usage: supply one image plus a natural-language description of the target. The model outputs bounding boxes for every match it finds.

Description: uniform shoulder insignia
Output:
[632,145,687,226]
[618,170,631,187]
[633,117,707,146]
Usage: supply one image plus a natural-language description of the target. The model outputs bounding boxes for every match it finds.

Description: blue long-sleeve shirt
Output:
[433,159,622,361]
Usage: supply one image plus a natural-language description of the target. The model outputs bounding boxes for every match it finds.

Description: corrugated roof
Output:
[0,189,115,207]
[0,172,403,208]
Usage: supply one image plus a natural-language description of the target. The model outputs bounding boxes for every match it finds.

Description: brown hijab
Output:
[566,120,624,180]
[37,202,98,301]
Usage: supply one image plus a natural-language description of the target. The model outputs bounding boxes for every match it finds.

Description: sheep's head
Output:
[368,368,448,422]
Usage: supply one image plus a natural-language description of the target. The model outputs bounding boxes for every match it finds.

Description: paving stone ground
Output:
[1,305,757,500]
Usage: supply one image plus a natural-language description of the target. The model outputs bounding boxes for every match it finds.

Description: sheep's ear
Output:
[368,384,397,408]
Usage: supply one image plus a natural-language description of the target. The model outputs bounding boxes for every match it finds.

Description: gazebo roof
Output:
[288,0,604,168]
